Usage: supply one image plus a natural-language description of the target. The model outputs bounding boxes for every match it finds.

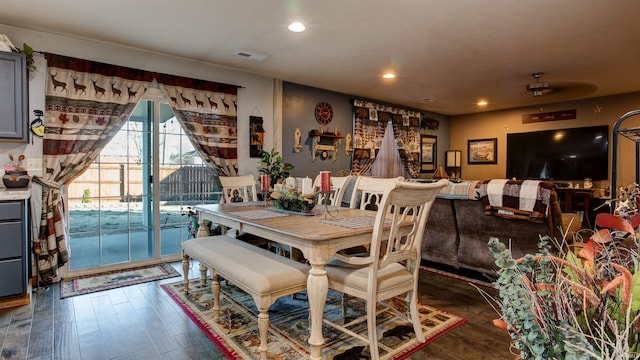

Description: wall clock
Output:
[315,101,334,125]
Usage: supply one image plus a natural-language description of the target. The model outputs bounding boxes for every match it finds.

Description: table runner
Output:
[229,209,288,220]
[224,201,263,206]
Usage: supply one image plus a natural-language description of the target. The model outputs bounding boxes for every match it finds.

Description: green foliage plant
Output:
[19,43,35,71]
[271,190,317,213]
[258,148,294,186]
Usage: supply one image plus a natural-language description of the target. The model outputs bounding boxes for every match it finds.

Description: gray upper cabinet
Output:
[0,51,28,142]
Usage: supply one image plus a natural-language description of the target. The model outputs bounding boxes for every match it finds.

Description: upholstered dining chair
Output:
[323,179,448,360]
[218,174,258,203]
[312,174,353,206]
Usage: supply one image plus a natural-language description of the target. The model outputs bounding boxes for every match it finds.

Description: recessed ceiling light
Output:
[477,100,488,106]
[288,22,306,32]
[382,73,395,79]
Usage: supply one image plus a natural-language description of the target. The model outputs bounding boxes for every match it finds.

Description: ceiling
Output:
[1,1,640,116]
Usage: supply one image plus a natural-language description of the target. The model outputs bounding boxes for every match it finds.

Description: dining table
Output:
[194,202,380,360]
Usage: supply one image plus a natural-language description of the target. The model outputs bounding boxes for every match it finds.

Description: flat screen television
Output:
[506,125,609,181]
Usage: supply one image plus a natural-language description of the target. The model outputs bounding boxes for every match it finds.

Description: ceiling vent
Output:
[525,72,554,96]
[235,50,266,61]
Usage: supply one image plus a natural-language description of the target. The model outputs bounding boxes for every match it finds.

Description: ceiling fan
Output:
[525,72,555,96]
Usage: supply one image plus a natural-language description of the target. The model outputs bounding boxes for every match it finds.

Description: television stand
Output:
[555,187,608,229]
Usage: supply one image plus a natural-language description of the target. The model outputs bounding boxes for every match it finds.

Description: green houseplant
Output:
[258,148,294,186]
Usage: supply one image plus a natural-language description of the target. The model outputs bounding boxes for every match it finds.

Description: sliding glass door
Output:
[67,90,221,272]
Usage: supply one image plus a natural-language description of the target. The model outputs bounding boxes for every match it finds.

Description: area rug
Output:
[162,278,466,359]
[61,263,180,298]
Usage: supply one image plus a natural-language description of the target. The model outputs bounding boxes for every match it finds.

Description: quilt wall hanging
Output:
[351,99,423,177]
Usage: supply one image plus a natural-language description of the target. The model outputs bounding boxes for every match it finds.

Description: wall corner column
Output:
[273,79,283,154]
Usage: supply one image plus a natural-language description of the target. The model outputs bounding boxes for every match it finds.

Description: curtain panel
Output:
[34,54,155,282]
[157,73,238,176]
[35,54,239,283]
[351,99,422,177]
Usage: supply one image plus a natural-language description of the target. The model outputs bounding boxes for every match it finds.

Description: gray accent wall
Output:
[282,82,450,179]
[282,82,353,179]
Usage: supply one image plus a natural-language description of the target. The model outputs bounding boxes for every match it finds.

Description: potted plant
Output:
[3,154,30,188]
[484,199,640,359]
[0,36,36,71]
[258,148,294,187]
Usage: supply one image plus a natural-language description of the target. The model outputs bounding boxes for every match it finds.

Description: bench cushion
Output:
[182,235,309,295]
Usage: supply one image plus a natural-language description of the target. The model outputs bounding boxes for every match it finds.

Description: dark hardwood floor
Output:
[0,262,514,360]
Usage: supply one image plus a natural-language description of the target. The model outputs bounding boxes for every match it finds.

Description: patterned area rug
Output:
[60,263,180,299]
[162,278,466,359]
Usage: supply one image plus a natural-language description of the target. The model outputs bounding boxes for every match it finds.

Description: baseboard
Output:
[0,282,32,309]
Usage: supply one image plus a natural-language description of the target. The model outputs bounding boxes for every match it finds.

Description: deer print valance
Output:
[44,53,240,176]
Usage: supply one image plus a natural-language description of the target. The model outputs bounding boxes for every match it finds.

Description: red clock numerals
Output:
[315,102,333,125]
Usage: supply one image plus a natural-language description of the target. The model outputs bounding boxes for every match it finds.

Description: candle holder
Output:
[261,191,270,207]
[321,190,340,220]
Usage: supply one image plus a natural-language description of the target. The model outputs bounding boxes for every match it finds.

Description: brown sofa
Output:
[421,181,567,275]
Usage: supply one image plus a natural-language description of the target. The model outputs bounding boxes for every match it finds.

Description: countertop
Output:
[0,187,31,201]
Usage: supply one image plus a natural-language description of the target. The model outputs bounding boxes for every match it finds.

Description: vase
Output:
[3,170,30,189]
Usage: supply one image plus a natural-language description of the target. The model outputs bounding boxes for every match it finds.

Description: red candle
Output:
[260,174,270,192]
[320,171,331,192]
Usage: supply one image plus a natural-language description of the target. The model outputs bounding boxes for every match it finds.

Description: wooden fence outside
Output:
[69,164,221,203]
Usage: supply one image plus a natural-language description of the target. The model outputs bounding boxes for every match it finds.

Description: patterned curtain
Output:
[351,99,422,177]
[33,54,154,283]
[351,104,385,175]
[390,113,421,178]
[157,74,239,176]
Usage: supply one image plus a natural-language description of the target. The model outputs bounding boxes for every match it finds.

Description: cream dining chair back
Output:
[312,174,353,206]
[217,175,268,247]
[348,176,404,210]
[218,175,258,204]
[323,179,448,360]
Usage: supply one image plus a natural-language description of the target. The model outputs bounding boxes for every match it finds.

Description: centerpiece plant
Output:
[485,183,640,360]
[270,190,318,213]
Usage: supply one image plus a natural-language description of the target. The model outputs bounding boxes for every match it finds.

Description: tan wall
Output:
[450,92,640,189]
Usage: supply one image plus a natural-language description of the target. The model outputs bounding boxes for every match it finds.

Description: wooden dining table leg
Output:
[307,262,328,360]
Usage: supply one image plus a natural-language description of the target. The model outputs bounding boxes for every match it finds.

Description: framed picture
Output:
[420,135,437,173]
[249,116,265,157]
[468,138,497,164]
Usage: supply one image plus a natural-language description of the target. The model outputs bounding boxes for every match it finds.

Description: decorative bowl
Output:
[3,170,30,189]
[271,190,318,213]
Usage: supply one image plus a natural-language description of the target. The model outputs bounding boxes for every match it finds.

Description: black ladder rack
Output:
[611,109,640,202]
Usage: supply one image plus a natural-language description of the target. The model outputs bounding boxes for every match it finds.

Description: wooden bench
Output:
[181,235,309,359]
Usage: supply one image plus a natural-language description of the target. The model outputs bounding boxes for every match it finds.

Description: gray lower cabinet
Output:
[0,199,28,298]
[0,51,29,142]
